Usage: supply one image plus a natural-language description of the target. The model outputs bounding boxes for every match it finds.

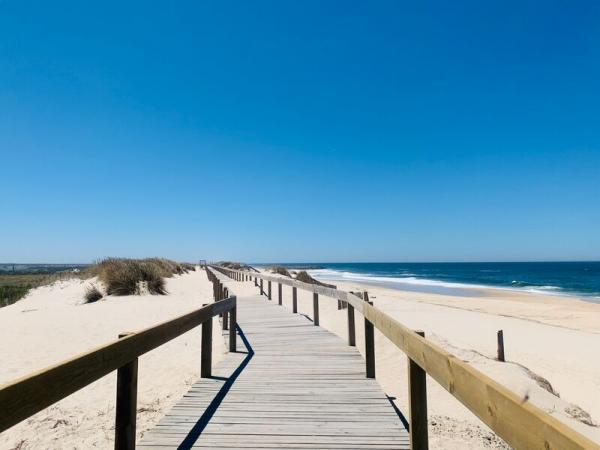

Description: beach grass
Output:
[90,258,194,296]
[270,266,292,277]
[0,272,78,307]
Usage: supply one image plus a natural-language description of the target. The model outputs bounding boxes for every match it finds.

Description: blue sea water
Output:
[272,262,600,301]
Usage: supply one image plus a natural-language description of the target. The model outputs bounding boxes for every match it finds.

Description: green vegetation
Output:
[90,258,195,296]
[0,270,81,308]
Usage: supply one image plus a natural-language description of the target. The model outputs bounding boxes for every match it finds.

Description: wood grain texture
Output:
[139,293,408,449]
[0,297,236,433]
[219,267,600,450]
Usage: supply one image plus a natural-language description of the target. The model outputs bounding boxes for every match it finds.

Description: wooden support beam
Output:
[292,287,298,313]
[201,312,212,378]
[268,281,272,300]
[229,301,237,352]
[364,292,375,378]
[278,283,282,305]
[347,304,356,346]
[313,293,319,326]
[409,330,428,450]
[115,333,138,450]
[497,330,505,362]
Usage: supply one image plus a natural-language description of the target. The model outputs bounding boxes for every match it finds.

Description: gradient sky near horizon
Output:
[1,1,599,263]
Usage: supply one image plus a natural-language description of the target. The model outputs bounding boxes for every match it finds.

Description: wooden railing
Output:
[0,290,237,450]
[215,266,600,450]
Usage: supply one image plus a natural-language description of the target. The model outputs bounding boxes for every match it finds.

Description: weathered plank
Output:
[139,293,408,449]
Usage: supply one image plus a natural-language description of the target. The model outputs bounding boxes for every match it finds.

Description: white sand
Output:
[0,269,225,450]
[258,270,600,449]
[3,268,600,450]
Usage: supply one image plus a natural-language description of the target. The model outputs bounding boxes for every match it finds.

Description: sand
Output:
[0,268,226,450]
[263,271,600,449]
[3,268,600,449]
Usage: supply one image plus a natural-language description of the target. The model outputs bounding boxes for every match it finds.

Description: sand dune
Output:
[2,269,599,449]
[0,269,225,450]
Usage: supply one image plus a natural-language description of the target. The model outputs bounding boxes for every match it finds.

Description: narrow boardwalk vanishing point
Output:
[139,283,409,449]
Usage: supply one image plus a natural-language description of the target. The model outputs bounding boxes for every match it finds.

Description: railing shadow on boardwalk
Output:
[177,325,254,450]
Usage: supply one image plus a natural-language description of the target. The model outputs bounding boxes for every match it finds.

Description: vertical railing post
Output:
[268,281,272,300]
[278,283,282,305]
[229,298,237,352]
[292,287,298,313]
[409,330,428,450]
[347,303,356,346]
[313,292,319,326]
[115,332,138,450]
[260,279,264,295]
[201,304,213,378]
[363,292,375,378]
[497,330,505,362]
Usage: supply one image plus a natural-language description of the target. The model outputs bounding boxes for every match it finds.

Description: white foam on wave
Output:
[308,268,571,297]
[308,269,483,290]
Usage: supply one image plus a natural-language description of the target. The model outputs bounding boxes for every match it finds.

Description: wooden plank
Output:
[0,297,236,433]
[221,267,600,450]
[360,302,600,450]
[139,293,408,449]
[408,330,428,450]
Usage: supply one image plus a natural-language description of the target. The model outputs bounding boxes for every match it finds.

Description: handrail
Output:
[0,296,236,448]
[216,266,599,450]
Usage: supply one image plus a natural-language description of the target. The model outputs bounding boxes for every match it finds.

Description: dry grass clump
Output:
[84,285,103,303]
[91,258,194,296]
[294,270,336,289]
[270,266,291,277]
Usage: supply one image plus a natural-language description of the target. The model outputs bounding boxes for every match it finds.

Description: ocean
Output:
[268,262,600,301]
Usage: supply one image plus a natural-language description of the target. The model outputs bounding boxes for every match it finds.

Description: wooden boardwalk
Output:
[138,291,409,449]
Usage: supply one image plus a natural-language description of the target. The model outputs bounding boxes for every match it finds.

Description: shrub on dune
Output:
[270,266,291,277]
[84,285,103,303]
[92,258,184,296]
[295,270,337,289]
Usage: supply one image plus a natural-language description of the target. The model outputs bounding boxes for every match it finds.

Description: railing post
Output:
[347,303,356,346]
[229,298,237,352]
[292,287,298,313]
[268,281,272,300]
[260,279,263,295]
[115,332,138,450]
[497,330,505,362]
[363,292,375,378]
[409,330,428,450]
[278,283,282,305]
[313,292,319,326]
[201,305,213,378]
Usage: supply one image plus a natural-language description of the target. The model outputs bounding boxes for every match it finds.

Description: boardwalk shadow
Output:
[387,395,410,431]
[176,325,254,450]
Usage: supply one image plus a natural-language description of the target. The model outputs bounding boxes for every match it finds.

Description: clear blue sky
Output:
[1,1,599,263]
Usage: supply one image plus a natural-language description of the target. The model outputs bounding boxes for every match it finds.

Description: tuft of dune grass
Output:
[295,270,337,289]
[84,285,103,303]
[90,258,193,296]
[270,266,292,277]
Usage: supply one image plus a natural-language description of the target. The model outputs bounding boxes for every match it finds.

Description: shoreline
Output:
[258,267,600,447]
[307,270,600,303]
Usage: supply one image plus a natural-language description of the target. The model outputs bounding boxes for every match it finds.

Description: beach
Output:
[0,269,227,450]
[282,271,600,448]
[2,268,600,449]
